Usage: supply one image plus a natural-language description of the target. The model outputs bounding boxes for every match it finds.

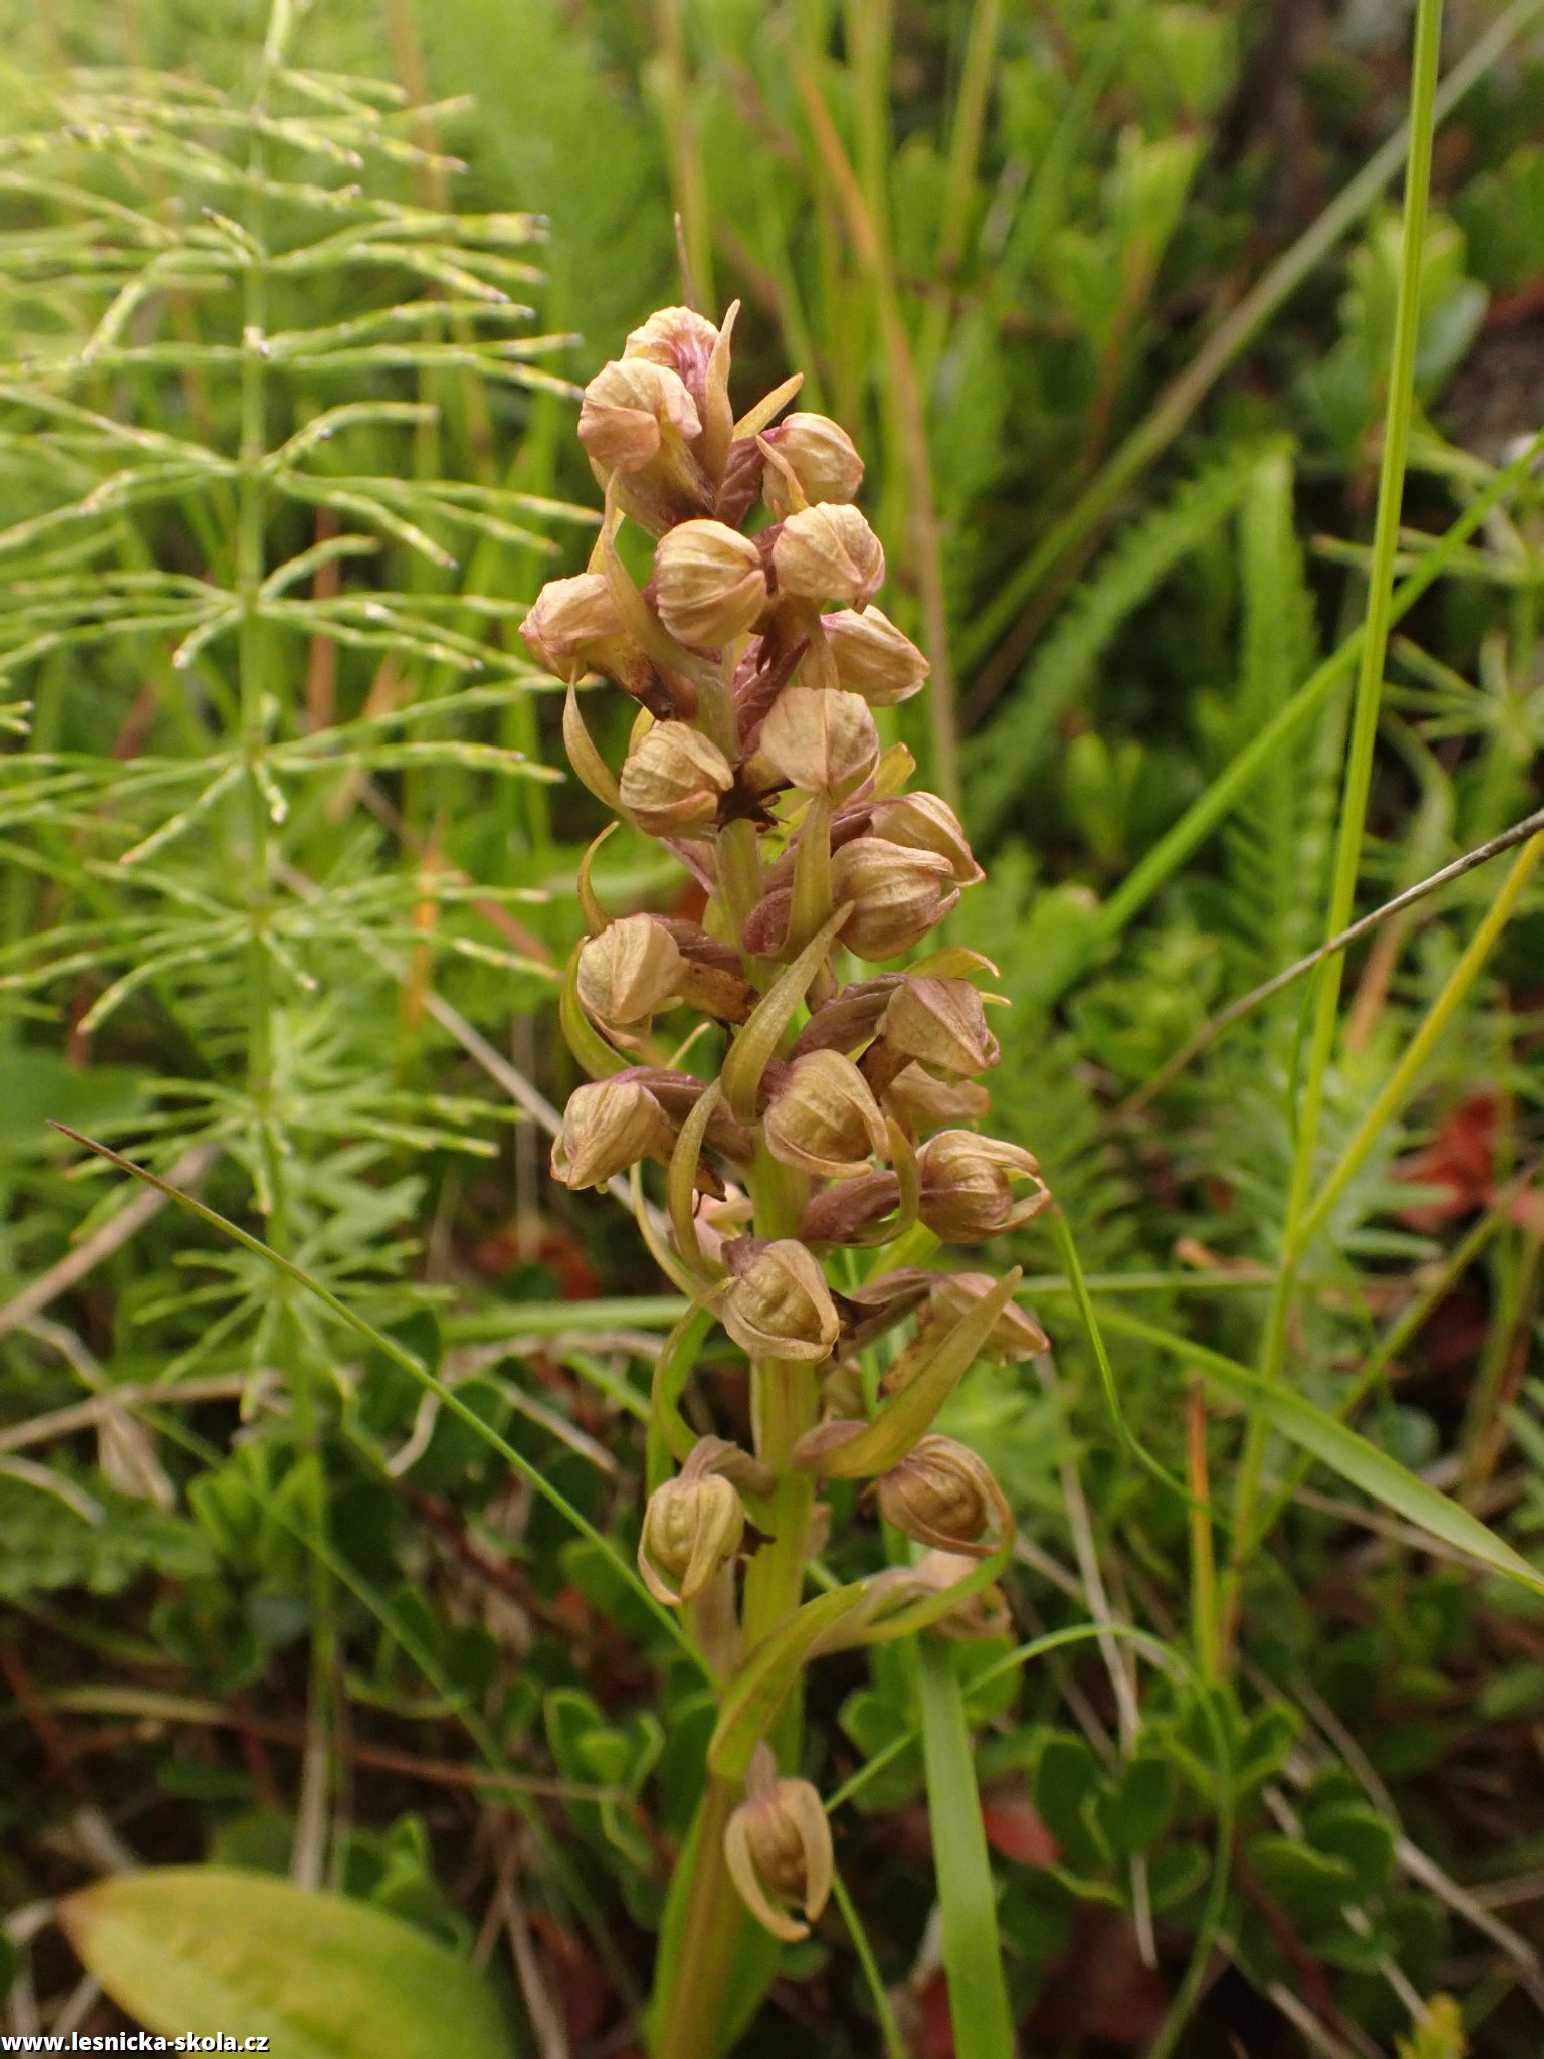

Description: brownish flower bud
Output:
[792,977,904,1059]
[834,1267,937,1347]
[868,792,984,885]
[724,1747,834,1942]
[653,518,767,647]
[550,1078,675,1191]
[821,604,928,704]
[624,304,721,418]
[880,978,1000,1077]
[882,1062,992,1128]
[619,721,734,835]
[579,356,699,474]
[927,1272,1049,1360]
[909,1550,1014,1640]
[520,572,655,701]
[875,1434,1012,1558]
[763,1051,889,1179]
[797,1171,900,1246]
[829,839,959,961]
[579,357,710,532]
[720,1238,840,1362]
[917,1130,1047,1241]
[714,435,766,527]
[638,1466,745,1605]
[760,412,864,518]
[757,686,878,799]
[773,504,885,609]
[576,915,685,1030]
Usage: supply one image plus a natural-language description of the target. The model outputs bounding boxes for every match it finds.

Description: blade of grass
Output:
[1252,1173,1528,1547]
[830,1867,907,2059]
[1098,1308,1544,1598]
[140,1402,641,2009]
[1294,831,1544,1250]
[1118,803,1544,1118]
[1222,0,1450,1664]
[914,1633,1016,2059]
[838,1621,1237,2059]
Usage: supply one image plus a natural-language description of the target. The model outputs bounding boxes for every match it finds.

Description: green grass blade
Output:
[1099,1310,1544,1598]
[915,1635,1016,2059]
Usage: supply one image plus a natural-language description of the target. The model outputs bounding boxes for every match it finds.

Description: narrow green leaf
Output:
[562,682,622,811]
[709,1585,872,1780]
[795,1267,1021,1479]
[667,1081,725,1274]
[720,903,852,1120]
[1102,1309,1544,1596]
[916,1639,1016,2059]
[61,1869,516,2059]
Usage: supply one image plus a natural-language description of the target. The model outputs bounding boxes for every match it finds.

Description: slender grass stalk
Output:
[654,0,714,308]
[1187,1381,1219,1683]
[1251,1180,1522,1546]
[790,57,961,807]
[916,0,1003,382]
[914,1635,1016,2059]
[1460,1226,1542,1502]
[1220,0,1449,1663]
[1294,833,1544,1253]
[1118,803,1544,1117]
[830,1867,908,2059]
[831,1621,1238,2059]
[138,1403,640,2005]
[45,1124,699,1661]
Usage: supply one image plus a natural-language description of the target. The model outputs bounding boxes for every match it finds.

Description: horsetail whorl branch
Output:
[522,302,1045,2031]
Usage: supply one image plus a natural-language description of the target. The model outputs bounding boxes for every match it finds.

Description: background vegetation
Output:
[2,0,1542,2054]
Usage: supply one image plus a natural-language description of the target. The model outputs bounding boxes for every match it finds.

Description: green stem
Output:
[241,0,334,1885]
[651,1151,812,2052]
[652,1778,747,2059]
[700,653,762,950]
[1219,0,1447,1664]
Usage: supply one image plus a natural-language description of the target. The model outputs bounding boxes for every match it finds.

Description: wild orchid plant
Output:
[521,303,1047,2055]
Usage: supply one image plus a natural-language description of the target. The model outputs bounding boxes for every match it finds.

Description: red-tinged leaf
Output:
[915,1968,955,2059]
[1033,1912,1170,2048]
[1396,1091,1499,1230]
[982,1791,1059,1867]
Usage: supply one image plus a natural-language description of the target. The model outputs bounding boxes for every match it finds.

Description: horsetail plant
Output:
[523,303,1049,2056]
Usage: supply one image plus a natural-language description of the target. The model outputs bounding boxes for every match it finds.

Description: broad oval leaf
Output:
[61,1868,517,2059]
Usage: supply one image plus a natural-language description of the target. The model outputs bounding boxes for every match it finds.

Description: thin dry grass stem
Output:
[1117,803,1544,1121]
